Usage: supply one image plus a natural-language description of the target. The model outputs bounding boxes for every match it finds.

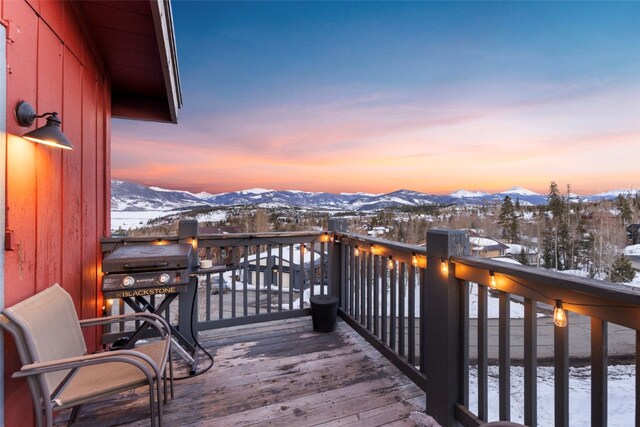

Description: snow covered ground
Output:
[111,209,227,232]
[111,210,178,231]
[559,267,640,289]
[624,244,640,256]
[468,364,635,426]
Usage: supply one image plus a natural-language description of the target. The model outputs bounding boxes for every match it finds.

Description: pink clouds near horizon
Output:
[113,81,640,196]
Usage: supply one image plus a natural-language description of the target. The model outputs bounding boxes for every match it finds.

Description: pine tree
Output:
[548,181,564,219]
[615,194,632,225]
[517,247,529,265]
[609,255,636,283]
[498,196,519,243]
[574,214,593,270]
[542,219,555,269]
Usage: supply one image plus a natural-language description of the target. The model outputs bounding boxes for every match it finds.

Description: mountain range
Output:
[111,180,637,212]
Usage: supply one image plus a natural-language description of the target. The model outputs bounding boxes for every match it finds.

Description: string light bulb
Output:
[354,245,360,257]
[387,257,395,270]
[412,253,418,267]
[489,271,497,290]
[554,300,568,327]
[440,257,448,275]
[301,245,307,255]
[370,244,376,255]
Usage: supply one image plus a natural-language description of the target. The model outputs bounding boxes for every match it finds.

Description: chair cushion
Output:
[55,341,167,408]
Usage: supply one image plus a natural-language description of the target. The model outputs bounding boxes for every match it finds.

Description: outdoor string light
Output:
[440,257,448,275]
[554,300,568,327]
[387,256,395,270]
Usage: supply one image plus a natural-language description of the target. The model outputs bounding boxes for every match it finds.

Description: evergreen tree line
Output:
[496,182,636,282]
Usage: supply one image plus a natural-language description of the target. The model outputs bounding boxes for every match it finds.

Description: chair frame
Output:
[1,288,174,427]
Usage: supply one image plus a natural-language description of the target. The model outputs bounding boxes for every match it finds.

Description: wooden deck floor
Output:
[55,317,426,426]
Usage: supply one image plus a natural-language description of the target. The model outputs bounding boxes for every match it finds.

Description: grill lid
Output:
[103,244,194,273]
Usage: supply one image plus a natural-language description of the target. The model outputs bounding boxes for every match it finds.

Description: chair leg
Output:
[169,350,174,400]
[45,402,54,427]
[34,404,43,427]
[156,378,164,426]
[148,383,157,427]
[163,367,168,404]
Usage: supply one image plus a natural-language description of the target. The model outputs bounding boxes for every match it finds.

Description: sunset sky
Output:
[112,1,640,196]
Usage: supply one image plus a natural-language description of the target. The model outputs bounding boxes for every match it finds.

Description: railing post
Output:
[178,219,198,347]
[328,218,347,302]
[424,229,469,426]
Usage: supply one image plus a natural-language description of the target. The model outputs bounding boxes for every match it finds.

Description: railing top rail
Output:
[452,255,640,307]
[336,231,425,254]
[101,231,325,252]
[197,232,325,247]
[198,231,323,240]
[102,236,179,244]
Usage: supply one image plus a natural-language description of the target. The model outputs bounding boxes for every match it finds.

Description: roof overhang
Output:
[77,0,182,123]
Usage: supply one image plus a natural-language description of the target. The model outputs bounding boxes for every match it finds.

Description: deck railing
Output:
[101,221,640,426]
[426,229,640,427]
[328,229,429,392]
[192,230,328,329]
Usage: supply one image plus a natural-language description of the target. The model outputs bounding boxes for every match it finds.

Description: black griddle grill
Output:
[102,243,198,367]
[102,244,194,298]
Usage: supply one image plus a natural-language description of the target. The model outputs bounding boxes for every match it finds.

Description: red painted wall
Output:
[2,1,111,425]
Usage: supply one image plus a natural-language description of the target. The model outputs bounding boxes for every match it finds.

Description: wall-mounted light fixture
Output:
[15,101,73,150]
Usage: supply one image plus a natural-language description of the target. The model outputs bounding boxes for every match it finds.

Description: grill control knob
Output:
[158,273,170,284]
[121,276,135,288]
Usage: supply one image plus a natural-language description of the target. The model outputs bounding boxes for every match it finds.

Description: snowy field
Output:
[111,210,227,232]
[468,364,635,426]
[111,210,176,231]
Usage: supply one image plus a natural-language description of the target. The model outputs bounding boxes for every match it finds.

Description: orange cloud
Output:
[112,82,640,195]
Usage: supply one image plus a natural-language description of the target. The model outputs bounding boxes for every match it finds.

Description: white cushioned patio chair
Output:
[0,284,174,427]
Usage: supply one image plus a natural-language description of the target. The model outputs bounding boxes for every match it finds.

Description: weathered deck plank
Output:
[54,317,426,426]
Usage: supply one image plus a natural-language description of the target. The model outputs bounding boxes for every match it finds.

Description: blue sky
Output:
[112,1,640,195]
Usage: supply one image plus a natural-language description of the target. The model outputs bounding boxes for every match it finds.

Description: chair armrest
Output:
[13,349,161,381]
[80,312,171,339]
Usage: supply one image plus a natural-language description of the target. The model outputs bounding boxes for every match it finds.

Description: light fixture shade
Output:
[15,101,73,150]
[22,114,73,150]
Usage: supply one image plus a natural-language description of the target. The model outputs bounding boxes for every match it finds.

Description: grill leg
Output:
[68,405,82,425]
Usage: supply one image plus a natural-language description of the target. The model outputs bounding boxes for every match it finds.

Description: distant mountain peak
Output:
[239,188,274,195]
[110,179,634,215]
[450,189,488,198]
[594,189,638,198]
[500,186,539,196]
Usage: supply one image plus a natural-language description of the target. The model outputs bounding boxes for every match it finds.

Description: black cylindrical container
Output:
[310,295,339,333]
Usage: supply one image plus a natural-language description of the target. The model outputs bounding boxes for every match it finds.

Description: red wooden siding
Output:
[2,1,111,425]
